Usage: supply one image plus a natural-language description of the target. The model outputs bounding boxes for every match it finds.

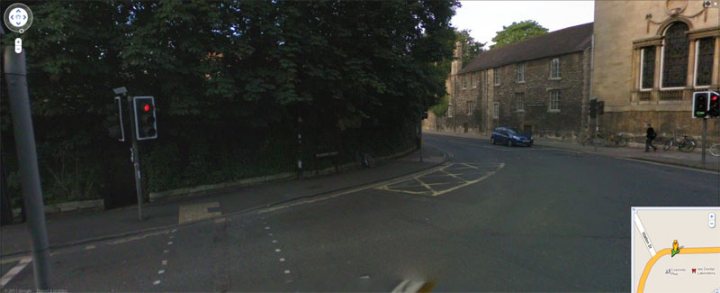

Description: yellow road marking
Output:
[637,247,720,293]
[415,177,436,194]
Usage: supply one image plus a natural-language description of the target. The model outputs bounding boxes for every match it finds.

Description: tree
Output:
[491,20,548,49]
[456,29,485,65]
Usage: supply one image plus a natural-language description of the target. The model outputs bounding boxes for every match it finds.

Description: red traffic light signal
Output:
[133,96,158,140]
[143,103,151,112]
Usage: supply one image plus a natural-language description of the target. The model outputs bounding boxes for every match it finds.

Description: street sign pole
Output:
[3,42,50,290]
[126,95,143,220]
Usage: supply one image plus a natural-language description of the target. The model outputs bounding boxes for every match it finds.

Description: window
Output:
[661,22,689,88]
[493,102,499,119]
[695,37,715,87]
[494,68,500,86]
[461,75,467,89]
[516,63,525,82]
[472,73,478,88]
[550,58,561,79]
[548,90,560,112]
[466,101,474,115]
[640,46,655,90]
[470,73,476,88]
[516,93,525,112]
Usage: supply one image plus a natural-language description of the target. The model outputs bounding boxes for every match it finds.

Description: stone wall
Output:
[491,51,590,138]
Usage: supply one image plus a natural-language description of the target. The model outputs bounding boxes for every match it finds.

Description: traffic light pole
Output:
[126,96,144,220]
[3,42,51,290]
[702,118,707,167]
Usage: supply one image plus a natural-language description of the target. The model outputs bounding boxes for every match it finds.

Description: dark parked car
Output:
[491,127,533,147]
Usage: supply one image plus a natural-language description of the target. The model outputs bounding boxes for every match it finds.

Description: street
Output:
[2,133,719,291]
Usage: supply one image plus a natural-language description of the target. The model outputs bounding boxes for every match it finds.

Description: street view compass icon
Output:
[3,3,33,34]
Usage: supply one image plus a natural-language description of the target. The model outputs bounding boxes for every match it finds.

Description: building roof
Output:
[459,22,593,74]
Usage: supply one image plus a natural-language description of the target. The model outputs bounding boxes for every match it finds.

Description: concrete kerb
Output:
[1,146,449,258]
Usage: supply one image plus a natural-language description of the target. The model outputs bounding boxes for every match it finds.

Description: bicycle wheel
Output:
[663,140,672,151]
[679,139,696,152]
[710,144,720,157]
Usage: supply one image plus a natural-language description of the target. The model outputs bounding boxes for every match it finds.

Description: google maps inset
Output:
[631,207,720,293]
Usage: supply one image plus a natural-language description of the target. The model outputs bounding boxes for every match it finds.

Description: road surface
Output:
[2,134,719,291]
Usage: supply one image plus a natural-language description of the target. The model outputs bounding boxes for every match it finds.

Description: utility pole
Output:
[3,31,51,289]
[127,94,144,220]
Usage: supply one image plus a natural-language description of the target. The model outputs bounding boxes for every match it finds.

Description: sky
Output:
[451,1,595,46]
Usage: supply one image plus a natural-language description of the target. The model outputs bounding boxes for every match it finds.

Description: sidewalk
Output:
[1,146,446,258]
[425,130,720,172]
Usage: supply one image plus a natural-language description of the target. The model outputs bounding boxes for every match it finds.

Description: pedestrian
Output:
[645,123,657,152]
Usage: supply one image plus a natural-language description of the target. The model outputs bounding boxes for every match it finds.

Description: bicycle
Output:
[580,131,628,147]
[663,132,696,152]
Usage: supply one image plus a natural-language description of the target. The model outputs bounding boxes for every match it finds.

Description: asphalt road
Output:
[3,134,719,292]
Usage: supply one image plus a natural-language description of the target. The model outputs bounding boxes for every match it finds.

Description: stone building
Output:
[593,0,720,137]
[440,23,594,138]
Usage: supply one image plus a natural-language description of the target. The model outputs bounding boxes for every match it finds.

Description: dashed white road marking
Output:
[284,270,291,274]
[275,249,281,253]
[279,258,286,262]
[167,241,173,245]
[162,260,168,266]
[163,250,169,254]
[0,256,31,287]
[158,269,165,275]
[85,245,96,250]
[153,280,161,285]
[272,240,278,244]
[171,229,177,233]
[265,226,271,230]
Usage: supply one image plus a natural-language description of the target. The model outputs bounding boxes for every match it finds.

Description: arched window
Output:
[661,22,689,88]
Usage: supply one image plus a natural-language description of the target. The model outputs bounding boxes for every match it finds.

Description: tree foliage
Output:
[491,20,548,49]
[1,0,459,201]
[456,29,485,65]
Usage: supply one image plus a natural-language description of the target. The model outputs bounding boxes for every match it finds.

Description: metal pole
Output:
[419,118,423,163]
[594,111,599,152]
[702,118,707,167]
[127,96,143,220]
[3,45,50,290]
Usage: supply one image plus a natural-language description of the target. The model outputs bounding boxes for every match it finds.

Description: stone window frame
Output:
[471,72,477,88]
[461,74,468,89]
[548,90,561,112]
[516,63,526,83]
[494,68,501,86]
[659,21,690,90]
[549,58,561,79]
[493,102,500,119]
[693,37,714,88]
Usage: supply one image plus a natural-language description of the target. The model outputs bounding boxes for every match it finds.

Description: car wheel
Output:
[507,140,512,147]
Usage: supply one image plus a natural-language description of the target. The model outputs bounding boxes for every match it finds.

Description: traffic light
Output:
[589,99,597,118]
[106,96,126,141]
[692,91,710,118]
[133,96,157,140]
[708,91,720,118]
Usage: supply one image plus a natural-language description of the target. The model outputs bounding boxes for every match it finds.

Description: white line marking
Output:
[163,250,169,254]
[158,269,165,274]
[265,226,270,230]
[171,229,177,233]
[85,245,96,250]
[162,260,168,266]
[633,212,656,257]
[461,163,479,169]
[284,270,291,274]
[414,177,436,193]
[272,240,278,244]
[167,241,173,245]
[153,280,161,285]
[275,249,281,253]
[279,258,286,262]
[1,257,32,287]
